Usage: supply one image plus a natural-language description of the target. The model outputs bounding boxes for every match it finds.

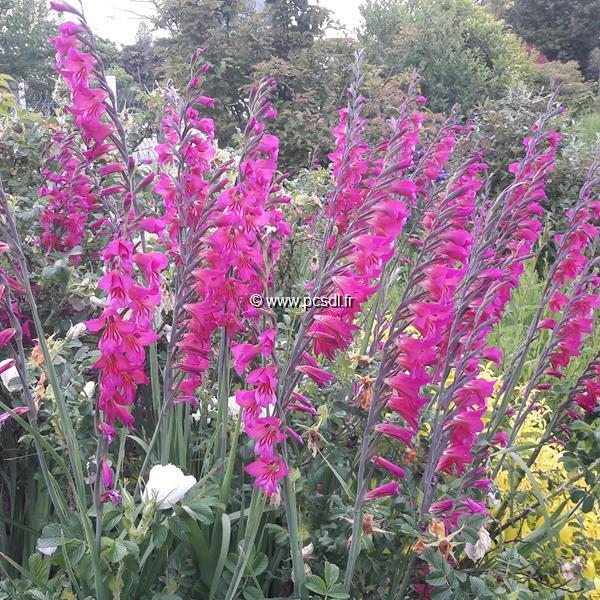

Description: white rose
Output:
[142,464,197,510]
[464,526,492,562]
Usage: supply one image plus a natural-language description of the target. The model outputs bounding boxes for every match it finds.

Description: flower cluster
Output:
[392,157,488,474]
[85,240,166,439]
[159,76,291,495]
[543,184,599,381]
[307,99,424,366]
[49,16,114,160]
[49,6,166,446]
[39,129,101,257]
[570,355,600,415]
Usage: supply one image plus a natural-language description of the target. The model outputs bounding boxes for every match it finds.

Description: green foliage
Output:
[0,0,55,97]
[359,0,529,113]
[151,0,338,166]
[504,0,600,76]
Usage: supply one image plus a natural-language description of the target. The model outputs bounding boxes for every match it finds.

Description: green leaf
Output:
[27,553,49,586]
[168,516,190,540]
[317,450,354,499]
[470,576,490,597]
[324,561,340,586]
[242,587,264,600]
[38,523,70,549]
[305,575,328,595]
[102,538,131,564]
[582,495,595,513]
[327,583,350,599]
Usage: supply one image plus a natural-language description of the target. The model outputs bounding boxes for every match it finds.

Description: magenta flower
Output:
[0,327,15,348]
[245,457,288,496]
[365,482,400,501]
[296,364,334,387]
[371,456,406,479]
[0,406,28,430]
[245,416,287,458]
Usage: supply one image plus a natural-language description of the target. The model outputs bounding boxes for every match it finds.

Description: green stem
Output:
[20,265,87,506]
[219,412,242,508]
[149,342,161,421]
[215,328,231,472]
[224,488,266,600]
[282,465,306,598]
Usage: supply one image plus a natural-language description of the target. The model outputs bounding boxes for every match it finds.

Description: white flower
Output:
[0,360,18,387]
[561,557,583,583]
[191,408,202,423]
[228,396,241,418]
[142,464,197,510]
[464,526,492,562]
[37,542,57,556]
[66,323,87,340]
[83,381,95,399]
[486,492,501,510]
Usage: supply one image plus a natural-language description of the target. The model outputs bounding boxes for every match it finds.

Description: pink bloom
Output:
[50,2,79,13]
[245,416,286,458]
[482,347,503,365]
[430,499,454,514]
[365,481,400,501]
[374,423,415,447]
[0,328,16,348]
[232,342,262,376]
[371,456,406,479]
[101,459,114,488]
[0,406,29,430]
[296,364,334,386]
[246,365,278,407]
[245,456,288,496]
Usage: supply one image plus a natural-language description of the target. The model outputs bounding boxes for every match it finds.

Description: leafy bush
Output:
[359,0,529,113]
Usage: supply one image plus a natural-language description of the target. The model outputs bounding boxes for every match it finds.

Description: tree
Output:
[120,23,162,91]
[151,0,336,156]
[504,0,600,76]
[0,0,55,98]
[359,0,529,113]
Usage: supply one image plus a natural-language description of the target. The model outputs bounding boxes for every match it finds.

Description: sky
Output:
[79,0,364,46]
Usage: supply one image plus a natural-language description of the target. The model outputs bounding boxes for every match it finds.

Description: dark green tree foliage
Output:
[264,0,331,56]
[504,0,600,76]
[359,0,528,113]
[0,0,55,97]
[120,23,162,90]
[151,0,336,157]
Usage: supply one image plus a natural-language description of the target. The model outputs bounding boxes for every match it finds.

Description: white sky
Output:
[77,0,364,46]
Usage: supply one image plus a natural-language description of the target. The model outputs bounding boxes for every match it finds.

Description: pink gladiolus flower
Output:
[371,456,406,479]
[50,2,78,13]
[366,482,400,501]
[0,406,29,430]
[246,366,278,406]
[430,499,454,514]
[245,416,287,458]
[374,423,415,447]
[232,342,263,376]
[245,456,288,496]
[296,364,334,386]
[0,328,16,348]
[101,460,114,488]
